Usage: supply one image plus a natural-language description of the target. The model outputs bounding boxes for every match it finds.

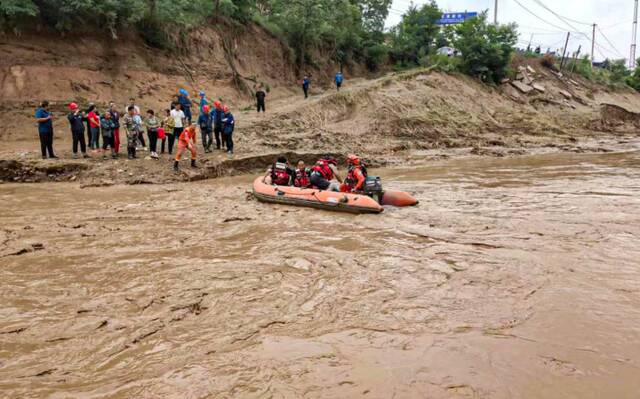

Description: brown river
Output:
[1,149,640,398]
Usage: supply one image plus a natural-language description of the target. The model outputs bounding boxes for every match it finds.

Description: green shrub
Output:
[389,1,441,66]
[626,59,640,91]
[364,43,388,71]
[429,54,459,73]
[572,55,593,80]
[451,12,518,83]
[0,0,38,31]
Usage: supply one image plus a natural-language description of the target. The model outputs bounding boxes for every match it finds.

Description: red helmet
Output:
[203,105,210,113]
[322,155,337,166]
[223,105,230,113]
[69,102,78,110]
[214,100,222,109]
[347,154,360,166]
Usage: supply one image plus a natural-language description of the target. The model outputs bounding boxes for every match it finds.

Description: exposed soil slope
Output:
[1,32,639,184]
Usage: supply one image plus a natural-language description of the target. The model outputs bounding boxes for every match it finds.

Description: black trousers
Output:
[39,131,55,158]
[161,134,175,154]
[137,130,146,147]
[214,126,223,149]
[224,131,234,152]
[165,127,182,154]
[102,135,114,150]
[257,99,265,112]
[201,129,213,150]
[147,129,158,153]
[303,86,309,98]
[72,130,86,154]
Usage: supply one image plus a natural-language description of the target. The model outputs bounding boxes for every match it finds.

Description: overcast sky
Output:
[385,0,637,63]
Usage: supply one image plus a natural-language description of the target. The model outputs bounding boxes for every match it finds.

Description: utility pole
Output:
[571,45,582,73]
[591,23,596,68]
[560,32,571,71]
[631,0,638,69]
[494,0,498,24]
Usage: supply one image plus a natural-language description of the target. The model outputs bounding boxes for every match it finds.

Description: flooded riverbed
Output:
[1,150,640,398]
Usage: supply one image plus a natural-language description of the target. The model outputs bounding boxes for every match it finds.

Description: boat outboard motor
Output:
[363,176,383,203]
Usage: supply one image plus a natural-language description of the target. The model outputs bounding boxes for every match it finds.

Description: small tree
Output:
[390,1,441,66]
[0,0,38,31]
[626,58,640,91]
[609,59,630,84]
[452,12,517,83]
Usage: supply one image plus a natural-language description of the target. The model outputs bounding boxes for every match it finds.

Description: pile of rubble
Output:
[501,65,580,108]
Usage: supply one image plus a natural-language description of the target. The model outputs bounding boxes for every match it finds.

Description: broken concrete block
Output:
[559,90,573,99]
[501,78,511,84]
[532,83,546,92]
[511,80,534,94]
[527,65,536,74]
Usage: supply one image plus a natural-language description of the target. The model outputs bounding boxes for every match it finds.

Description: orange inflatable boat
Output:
[252,177,418,214]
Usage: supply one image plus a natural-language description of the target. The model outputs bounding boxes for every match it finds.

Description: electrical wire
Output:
[511,0,576,32]
[596,26,626,58]
[530,0,592,26]
[525,0,593,43]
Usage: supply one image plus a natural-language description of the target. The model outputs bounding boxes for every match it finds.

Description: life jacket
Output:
[294,168,310,188]
[271,162,290,186]
[179,127,196,142]
[344,164,367,191]
[311,159,334,180]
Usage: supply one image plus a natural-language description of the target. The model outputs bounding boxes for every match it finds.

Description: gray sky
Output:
[385,0,636,63]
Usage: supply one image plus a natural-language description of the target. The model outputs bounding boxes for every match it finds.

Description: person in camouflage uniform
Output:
[123,105,140,159]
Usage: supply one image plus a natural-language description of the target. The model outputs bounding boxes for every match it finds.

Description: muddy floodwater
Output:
[1,149,640,398]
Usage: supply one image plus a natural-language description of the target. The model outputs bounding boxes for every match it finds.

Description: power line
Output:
[511,0,576,32]
[525,0,593,43]
[596,26,626,58]
[530,0,592,26]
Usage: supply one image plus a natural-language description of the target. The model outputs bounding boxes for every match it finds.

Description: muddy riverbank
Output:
[0,136,636,185]
[2,148,640,398]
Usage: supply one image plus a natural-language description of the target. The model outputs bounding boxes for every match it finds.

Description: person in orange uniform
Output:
[341,154,367,193]
[173,123,198,171]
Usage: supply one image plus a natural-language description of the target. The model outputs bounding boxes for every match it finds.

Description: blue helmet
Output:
[199,90,205,97]
[179,88,188,96]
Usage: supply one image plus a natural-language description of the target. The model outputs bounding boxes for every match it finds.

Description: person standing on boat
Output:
[310,156,342,191]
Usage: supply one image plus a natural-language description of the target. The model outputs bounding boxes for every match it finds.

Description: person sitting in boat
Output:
[310,155,342,191]
[264,156,294,186]
[293,159,312,188]
[341,154,367,193]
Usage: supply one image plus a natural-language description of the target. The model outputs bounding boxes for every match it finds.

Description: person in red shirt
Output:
[87,105,101,150]
[173,123,197,171]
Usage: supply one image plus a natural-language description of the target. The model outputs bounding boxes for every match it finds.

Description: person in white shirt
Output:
[168,103,186,154]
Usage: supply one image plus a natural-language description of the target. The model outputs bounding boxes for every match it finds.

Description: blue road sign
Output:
[437,11,478,25]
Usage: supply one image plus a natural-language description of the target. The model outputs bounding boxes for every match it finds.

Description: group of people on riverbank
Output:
[35,73,347,167]
[35,90,236,170]
[264,153,366,193]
